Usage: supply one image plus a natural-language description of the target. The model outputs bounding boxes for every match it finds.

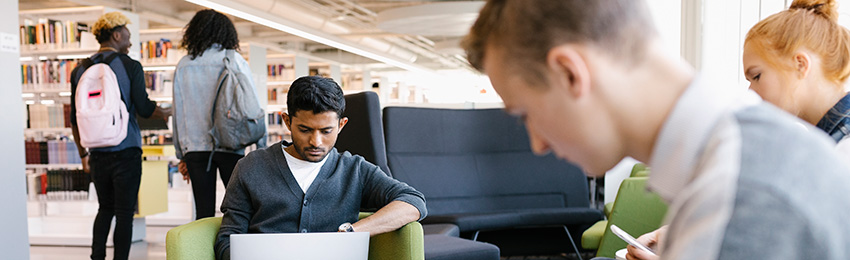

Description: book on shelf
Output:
[144,71,173,97]
[20,18,89,50]
[267,63,295,80]
[21,59,81,91]
[27,169,91,201]
[27,104,71,129]
[25,140,81,165]
[140,39,180,63]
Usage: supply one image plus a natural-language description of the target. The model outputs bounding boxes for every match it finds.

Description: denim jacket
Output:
[815,92,850,160]
[172,45,265,159]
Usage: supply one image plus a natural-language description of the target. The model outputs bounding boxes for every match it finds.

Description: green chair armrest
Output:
[581,220,608,250]
[166,217,222,260]
[165,213,423,260]
[359,212,425,260]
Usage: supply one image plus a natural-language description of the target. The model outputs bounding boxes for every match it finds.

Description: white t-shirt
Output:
[282,146,328,193]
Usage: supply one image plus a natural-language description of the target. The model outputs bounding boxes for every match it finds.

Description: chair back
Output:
[383,107,590,216]
[335,91,391,175]
[596,177,668,257]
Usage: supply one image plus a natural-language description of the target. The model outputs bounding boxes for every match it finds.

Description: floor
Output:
[30,226,170,260]
[29,226,588,260]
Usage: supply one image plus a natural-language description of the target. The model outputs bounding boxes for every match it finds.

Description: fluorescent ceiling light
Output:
[184,0,436,75]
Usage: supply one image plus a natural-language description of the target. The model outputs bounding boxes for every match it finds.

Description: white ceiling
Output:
[18,0,482,71]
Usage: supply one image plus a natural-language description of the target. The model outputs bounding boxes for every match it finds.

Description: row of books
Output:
[21,59,81,90]
[19,19,89,49]
[26,170,91,201]
[268,111,285,127]
[27,104,71,129]
[140,39,174,61]
[268,88,288,102]
[25,140,82,165]
[144,71,173,97]
[268,63,296,80]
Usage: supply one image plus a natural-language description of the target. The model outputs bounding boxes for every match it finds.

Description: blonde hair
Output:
[92,12,131,39]
[745,0,850,85]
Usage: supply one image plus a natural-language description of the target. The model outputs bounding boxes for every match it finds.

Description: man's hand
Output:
[81,155,90,174]
[626,225,667,260]
[151,105,172,121]
[178,160,189,183]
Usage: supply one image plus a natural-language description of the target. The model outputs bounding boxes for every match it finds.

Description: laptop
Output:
[230,232,369,260]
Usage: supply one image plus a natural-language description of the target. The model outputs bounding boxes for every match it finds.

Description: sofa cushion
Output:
[424,235,500,260]
[422,208,603,232]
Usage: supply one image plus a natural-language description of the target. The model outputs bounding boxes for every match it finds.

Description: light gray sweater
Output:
[215,142,427,260]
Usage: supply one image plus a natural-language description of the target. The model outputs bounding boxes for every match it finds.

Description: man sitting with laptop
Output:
[214,76,427,260]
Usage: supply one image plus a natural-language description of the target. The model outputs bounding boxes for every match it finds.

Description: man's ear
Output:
[793,51,811,79]
[111,29,122,43]
[546,45,591,99]
[338,117,349,132]
[283,112,292,131]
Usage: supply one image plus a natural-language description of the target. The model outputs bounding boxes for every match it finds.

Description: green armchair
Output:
[165,212,425,260]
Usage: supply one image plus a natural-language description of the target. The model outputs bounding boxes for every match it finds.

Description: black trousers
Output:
[183,151,242,219]
[89,148,142,260]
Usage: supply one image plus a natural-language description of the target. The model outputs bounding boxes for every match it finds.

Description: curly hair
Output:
[181,9,240,59]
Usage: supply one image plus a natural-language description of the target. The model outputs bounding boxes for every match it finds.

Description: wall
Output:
[0,0,32,258]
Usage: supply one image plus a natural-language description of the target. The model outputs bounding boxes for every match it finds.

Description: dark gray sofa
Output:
[383,107,603,257]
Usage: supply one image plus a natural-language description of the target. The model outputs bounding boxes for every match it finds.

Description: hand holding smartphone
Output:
[610,224,657,257]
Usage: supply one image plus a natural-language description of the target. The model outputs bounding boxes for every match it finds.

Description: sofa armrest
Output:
[166,217,222,260]
[359,212,425,260]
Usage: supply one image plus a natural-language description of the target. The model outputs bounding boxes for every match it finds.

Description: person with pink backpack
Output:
[69,12,170,260]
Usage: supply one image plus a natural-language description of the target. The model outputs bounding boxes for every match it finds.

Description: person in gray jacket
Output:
[172,9,265,220]
[214,76,427,260]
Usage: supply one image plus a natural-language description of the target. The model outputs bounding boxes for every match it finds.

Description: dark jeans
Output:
[183,151,242,219]
[89,148,143,260]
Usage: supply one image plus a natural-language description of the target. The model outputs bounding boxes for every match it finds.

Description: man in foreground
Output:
[463,0,850,259]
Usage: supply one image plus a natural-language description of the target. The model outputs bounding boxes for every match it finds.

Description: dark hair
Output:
[287,76,346,118]
[181,9,240,59]
[95,25,125,44]
[463,0,656,85]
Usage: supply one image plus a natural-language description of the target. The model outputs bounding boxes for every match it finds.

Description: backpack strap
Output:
[206,50,236,171]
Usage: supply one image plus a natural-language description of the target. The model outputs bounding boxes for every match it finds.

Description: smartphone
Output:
[610,224,657,256]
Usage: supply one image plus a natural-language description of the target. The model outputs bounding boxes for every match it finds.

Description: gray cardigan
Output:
[215,142,427,260]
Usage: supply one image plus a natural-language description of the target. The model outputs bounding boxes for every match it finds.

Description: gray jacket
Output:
[172,45,264,159]
[214,142,427,260]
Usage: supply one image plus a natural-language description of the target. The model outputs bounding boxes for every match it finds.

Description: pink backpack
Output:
[75,54,129,148]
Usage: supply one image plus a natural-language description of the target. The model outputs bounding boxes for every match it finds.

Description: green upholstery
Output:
[630,163,650,177]
[604,202,615,218]
[595,177,668,258]
[580,220,608,249]
[581,163,653,251]
[166,213,424,260]
[166,217,221,260]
